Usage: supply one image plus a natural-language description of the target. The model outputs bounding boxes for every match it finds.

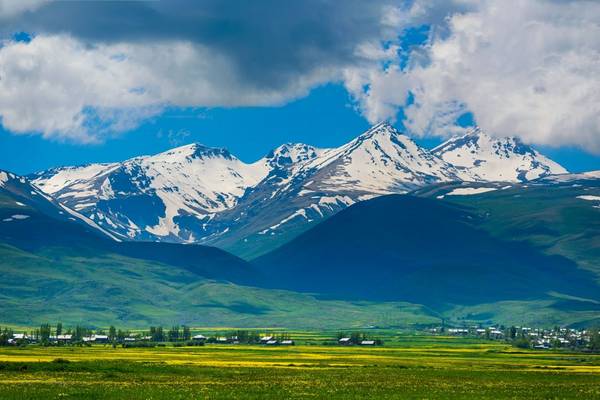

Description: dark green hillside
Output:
[0,172,438,328]
[2,168,599,328]
[413,180,600,278]
[255,195,599,307]
[0,188,254,284]
[0,242,441,328]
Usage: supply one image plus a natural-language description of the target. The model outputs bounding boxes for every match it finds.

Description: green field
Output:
[1,336,600,399]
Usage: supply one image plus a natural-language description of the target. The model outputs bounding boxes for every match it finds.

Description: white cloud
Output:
[0,35,337,141]
[0,0,47,19]
[347,0,600,153]
[0,0,408,143]
[2,0,599,153]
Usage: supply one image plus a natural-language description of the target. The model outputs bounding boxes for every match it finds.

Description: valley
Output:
[1,124,599,329]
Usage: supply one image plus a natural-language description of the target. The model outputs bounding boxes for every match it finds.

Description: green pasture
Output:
[0,336,599,399]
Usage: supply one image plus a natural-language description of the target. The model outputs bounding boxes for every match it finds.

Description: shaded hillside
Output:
[255,195,599,306]
[412,177,600,278]
[0,170,439,328]
[0,181,254,284]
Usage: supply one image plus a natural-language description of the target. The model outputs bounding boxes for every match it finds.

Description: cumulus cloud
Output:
[0,0,409,141]
[0,0,46,19]
[0,34,342,140]
[348,0,600,152]
[1,0,599,152]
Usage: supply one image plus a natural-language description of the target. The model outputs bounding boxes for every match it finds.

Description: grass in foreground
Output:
[1,338,600,399]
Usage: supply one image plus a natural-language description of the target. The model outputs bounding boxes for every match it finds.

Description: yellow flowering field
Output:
[0,339,599,399]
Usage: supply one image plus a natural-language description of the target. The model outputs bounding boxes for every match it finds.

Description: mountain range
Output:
[30,123,567,258]
[2,123,598,328]
[0,171,440,328]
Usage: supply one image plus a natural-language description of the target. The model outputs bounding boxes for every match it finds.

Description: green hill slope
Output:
[413,178,600,278]
[0,170,438,328]
[254,194,600,326]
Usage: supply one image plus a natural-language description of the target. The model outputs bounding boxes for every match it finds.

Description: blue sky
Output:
[2,83,598,175]
[0,1,599,175]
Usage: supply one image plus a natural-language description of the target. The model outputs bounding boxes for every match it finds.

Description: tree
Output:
[0,327,11,346]
[56,323,63,337]
[40,323,51,344]
[108,326,116,341]
[350,332,364,345]
[168,326,180,342]
[513,337,531,349]
[182,326,191,341]
[589,327,600,352]
[150,326,164,342]
[73,325,90,342]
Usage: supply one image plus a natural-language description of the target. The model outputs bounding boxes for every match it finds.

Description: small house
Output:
[57,334,72,342]
[93,335,109,343]
[489,330,504,339]
[281,340,295,345]
[339,337,352,345]
[360,340,376,346]
[259,336,274,344]
[266,340,278,345]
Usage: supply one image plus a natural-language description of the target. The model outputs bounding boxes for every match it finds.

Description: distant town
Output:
[1,324,599,352]
[432,325,600,351]
[0,324,382,348]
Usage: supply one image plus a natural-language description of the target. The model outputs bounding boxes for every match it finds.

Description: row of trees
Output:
[1,324,297,347]
[0,324,200,346]
[148,326,192,342]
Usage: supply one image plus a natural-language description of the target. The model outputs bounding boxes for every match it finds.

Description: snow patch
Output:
[58,203,121,241]
[266,209,308,232]
[446,187,498,196]
[0,171,10,187]
[4,214,30,221]
[577,195,600,201]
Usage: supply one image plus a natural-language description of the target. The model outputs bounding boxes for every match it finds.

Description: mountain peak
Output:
[433,128,567,182]
[154,142,234,161]
[266,143,322,168]
[456,128,535,155]
[361,121,401,138]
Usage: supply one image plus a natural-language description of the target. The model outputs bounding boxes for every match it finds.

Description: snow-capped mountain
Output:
[32,144,269,241]
[433,128,567,182]
[297,122,461,195]
[189,123,467,255]
[30,123,568,253]
[534,170,600,183]
[0,169,118,241]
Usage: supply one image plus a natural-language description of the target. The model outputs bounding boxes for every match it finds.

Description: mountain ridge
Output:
[29,123,569,256]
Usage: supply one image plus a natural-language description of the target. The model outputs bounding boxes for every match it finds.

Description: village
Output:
[0,325,386,348]
[0,323,598,351]
[434,325,600,351]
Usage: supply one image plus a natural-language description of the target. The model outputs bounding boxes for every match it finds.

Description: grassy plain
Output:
[0,335,599,399]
